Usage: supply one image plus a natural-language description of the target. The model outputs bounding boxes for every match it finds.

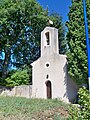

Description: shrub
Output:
[0,77,6,86]
[78,87,90,119]
[68,87,90,120]
[5,69,30,86]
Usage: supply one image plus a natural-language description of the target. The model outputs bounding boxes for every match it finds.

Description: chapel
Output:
[31,27,77,103]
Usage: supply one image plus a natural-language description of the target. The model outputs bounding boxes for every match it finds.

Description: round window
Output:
[46,63,49,67]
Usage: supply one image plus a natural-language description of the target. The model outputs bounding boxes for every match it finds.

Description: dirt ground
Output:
[31,107,69,120]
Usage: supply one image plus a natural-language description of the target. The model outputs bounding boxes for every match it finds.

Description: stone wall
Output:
[0,85,32,98]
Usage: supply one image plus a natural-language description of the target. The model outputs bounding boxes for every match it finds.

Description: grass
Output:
[0,96,69,120]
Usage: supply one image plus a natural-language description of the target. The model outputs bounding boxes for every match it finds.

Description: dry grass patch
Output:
[0,96,69,120]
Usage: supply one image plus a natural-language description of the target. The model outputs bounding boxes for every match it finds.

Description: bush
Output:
[78,87,90,119]
[0,77,6,86]
[5,69,30,86]
[68,87,90,120]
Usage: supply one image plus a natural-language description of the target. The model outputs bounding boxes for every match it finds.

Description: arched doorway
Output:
[46,81,52,99]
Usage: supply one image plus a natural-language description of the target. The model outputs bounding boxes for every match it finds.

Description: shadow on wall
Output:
[67,74,78,103]
[0,86,14,93]
[63,63,78,103]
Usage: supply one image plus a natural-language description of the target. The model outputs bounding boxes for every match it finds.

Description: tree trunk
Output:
[2,49,11,79]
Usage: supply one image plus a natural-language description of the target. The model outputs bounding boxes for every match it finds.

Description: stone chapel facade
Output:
[31,27,78,103]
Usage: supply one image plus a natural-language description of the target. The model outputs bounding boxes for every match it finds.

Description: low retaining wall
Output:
[0,85,32,98]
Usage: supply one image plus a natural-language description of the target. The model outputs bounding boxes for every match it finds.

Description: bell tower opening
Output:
[45,32,50,45]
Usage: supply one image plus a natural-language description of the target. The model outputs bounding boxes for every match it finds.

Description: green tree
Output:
[5,69,30,86]
[0,0,64,78]
[0,0,65,79]
[66,0,90,84]
[0,0,48,78]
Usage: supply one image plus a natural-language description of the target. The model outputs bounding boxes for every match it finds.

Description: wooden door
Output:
[46,81,52,99]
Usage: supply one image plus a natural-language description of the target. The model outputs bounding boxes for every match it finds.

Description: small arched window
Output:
[46,74,49,79]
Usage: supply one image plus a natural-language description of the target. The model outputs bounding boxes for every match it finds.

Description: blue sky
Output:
[37,0,72,23]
